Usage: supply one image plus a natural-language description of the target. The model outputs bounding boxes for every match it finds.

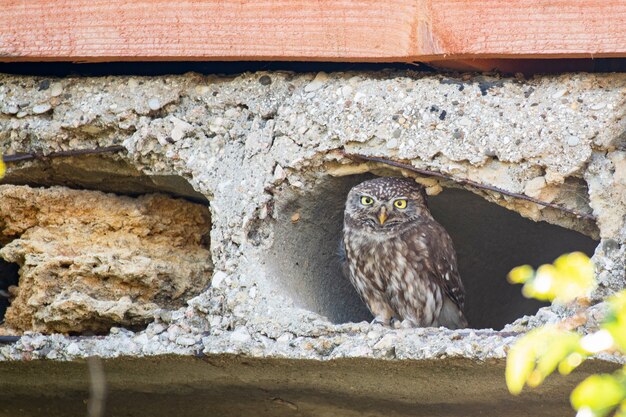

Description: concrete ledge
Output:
[0,355,620,417]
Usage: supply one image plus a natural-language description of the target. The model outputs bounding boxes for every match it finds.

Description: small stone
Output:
[276,333,293,344]
[133,333,149,345]
[273,164,286,181]
[211,270,227,288]
[386,139,398,149]
[66,343,81,356]
[46,350,59,360]
[175,336,196,347]
[38,79,50,90]
[170,127,185,142]
[453,130,464,140]
[195,85,211,95]
[5,105,19,115]
[304,72,329,92]
[366,330,381,340]
[230,327,252,343]
[392,129,401,138]
[373,334,396,350]
[32,103,52,114]
[567,136,580,147]
[339,85,353,98]
[50,83,63,97]
[16,111,27,118]
[590,102,606,110]
[258,75,272,86]
[290,211,301,223]
[148,98,161,111]
[551,89,567,99]
[151,323,166,335]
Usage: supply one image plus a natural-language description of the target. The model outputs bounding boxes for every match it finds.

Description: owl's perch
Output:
[341,152,596,222]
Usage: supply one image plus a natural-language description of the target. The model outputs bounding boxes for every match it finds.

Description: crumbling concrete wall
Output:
[0,71,623,369]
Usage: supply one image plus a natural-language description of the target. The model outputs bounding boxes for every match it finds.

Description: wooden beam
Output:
[0,0,625,65]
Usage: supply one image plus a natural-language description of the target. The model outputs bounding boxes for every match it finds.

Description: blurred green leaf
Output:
[506,325,583,394]
[509,252,594,304]
[571,374,626,417]
[603,291,626,351]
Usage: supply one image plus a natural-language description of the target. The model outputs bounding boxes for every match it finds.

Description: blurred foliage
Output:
[506,252,626,417]
[508,252,595,303]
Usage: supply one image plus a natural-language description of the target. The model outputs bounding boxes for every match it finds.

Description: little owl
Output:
[342,177,467,329]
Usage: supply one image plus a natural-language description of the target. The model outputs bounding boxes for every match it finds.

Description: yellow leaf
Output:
[0,155,5,179]
[506,335,537,394]
[508,265,534,284]
[558,352,584,375]
[571,374,626,416]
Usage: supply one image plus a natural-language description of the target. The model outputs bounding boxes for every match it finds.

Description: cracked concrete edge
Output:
[0,70,624,362]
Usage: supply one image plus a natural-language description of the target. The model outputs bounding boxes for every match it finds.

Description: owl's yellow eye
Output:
[394,199,408,209]
[360,196,374,205]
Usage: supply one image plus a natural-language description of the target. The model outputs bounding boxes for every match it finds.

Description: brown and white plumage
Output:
[342,177,467,329]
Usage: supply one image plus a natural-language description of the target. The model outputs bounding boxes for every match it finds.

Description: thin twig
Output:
[2,145,126,163]
[342,152,596,221]
[0,336,21,344]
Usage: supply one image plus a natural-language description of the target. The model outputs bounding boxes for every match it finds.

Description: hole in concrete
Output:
[0,155,213,334]
[0,259,19,324]
[1,154,208,204]
[267,174,598,330]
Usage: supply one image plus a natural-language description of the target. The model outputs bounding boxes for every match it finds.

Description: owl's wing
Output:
[337,234,350,279]
[427,221,465,311]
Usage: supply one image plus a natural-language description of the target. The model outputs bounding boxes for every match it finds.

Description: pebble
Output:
[230,327,252,343]
[151,323,166,335]
[551,89,567,99]
[148,98,161,111]
[258,75,272,86]
[567,136,580,146]
[304,72,329,92]
[5,105,19,115]
[386,139,398,149]
[373,334,396,350]
[50,83,63,97]
[175,336,196,347]
[32,103,52,114]
[46,350,59,360]
[65,343,81,356]
[211,270,227,288]
[273,164,286,181]
[133,333,149,346]
[590,102,606,110]
[277,333,293,344]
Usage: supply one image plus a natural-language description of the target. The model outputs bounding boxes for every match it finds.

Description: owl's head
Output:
[344,177,431,232]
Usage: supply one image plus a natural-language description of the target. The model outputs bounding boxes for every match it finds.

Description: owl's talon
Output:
[390,317,402,329]
[370,317,390,327]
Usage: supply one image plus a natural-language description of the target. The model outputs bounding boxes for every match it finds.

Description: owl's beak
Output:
[377,207,388,225]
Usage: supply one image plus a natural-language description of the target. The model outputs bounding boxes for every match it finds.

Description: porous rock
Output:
[0,185,212,334]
